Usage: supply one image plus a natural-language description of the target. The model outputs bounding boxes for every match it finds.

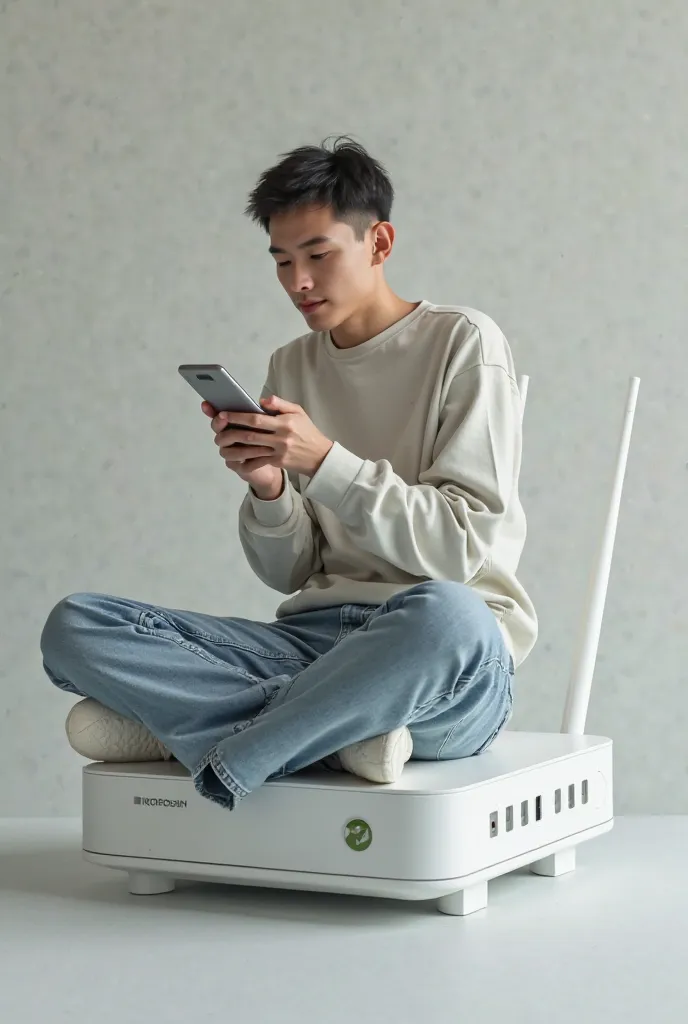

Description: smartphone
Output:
[178,364,278,432]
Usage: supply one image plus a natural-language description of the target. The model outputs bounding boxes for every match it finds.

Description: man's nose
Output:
[288,266,314,293]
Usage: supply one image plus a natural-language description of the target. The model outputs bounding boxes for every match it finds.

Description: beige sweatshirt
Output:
[238,300,538,668]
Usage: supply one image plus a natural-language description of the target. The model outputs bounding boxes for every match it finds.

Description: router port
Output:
[568,783,575,809]
[489,811,498,837]
[582,779,589,804]
[535,795,542,821]
[506,805,514,832]
[521,800,529,826]
[554,788,562,813]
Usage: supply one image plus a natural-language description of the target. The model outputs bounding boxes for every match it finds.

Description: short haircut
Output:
[245,136,394,239]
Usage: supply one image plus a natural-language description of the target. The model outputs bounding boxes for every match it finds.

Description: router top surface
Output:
[83,730,611,796]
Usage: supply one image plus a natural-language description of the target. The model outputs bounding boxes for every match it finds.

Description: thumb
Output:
[261,394,300,413]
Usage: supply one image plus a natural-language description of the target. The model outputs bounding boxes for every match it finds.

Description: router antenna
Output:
[561,376,640,734]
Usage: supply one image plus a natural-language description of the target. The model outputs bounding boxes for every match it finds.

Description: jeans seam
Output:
[138,611,311,672]
[333,604,373,646]
[332,606,351,647]
[141,610,312,664]
[136,624,228,668]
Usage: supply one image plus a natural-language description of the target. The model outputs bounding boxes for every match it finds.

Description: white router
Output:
[81,374,640,916]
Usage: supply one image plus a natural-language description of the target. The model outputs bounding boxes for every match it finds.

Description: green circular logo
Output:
[344,818,373,852]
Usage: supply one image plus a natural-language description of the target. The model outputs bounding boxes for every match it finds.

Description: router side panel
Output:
[82,767,459,880]
[453,743,613,877]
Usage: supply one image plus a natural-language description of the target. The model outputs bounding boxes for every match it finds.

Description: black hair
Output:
[245,136,394,239]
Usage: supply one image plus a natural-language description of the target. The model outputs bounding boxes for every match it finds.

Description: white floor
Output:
[1,816,686,1023]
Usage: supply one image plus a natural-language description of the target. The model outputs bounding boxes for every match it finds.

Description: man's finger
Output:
[215,427,270,448]
[224,412,279,432]
[238,456,275,473]
[262,395,300,414]
[221,444,277,462]
[211,412,231,434]
[216,429,273,448]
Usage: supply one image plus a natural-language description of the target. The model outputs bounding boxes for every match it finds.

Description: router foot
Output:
[436,881,488,916]
[128,871,176,895]
[530,847,576,877]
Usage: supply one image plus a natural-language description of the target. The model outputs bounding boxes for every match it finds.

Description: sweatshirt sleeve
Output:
[301,363,520,584]
[237,359,323,594]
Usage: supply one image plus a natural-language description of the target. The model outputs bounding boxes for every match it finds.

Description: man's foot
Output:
[65,698,172,762]
[325,727,413,784]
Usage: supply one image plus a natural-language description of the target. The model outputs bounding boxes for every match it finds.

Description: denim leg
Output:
[40,592,345,775]
[202,581,513,808]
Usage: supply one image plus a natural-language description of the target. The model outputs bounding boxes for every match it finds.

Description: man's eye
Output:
[310,252,329,261]
[277,260,291,268]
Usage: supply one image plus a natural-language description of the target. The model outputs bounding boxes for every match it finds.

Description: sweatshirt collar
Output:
[323,300,431,361]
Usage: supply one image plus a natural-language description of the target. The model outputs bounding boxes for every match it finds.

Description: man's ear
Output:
[371,221,395,265]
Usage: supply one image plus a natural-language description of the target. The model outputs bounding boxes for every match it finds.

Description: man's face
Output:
[268,205,377,331]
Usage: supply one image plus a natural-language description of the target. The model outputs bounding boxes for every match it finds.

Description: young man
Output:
[41,138,537,811]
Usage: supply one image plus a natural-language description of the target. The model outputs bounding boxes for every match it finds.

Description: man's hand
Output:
[213,395,334,478]
[202,402,284,498]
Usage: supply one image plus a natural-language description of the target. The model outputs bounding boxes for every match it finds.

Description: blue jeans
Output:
[40,581,514,810]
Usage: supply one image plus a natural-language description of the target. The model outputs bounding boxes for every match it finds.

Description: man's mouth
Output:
[299,299,326,315]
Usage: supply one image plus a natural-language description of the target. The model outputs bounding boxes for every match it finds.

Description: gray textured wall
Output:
[2,0,686,816]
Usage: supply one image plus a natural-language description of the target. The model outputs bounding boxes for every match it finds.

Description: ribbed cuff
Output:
[249,470,294,526]
[303,442,365,510]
